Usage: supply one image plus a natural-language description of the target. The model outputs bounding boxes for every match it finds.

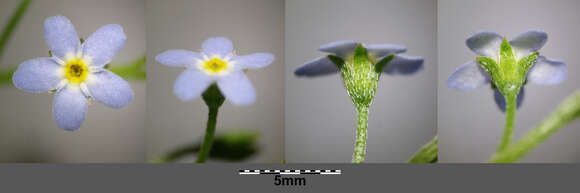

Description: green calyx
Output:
[327,44,395,163]
[476,38,538,97]
[202,83,225,108]
[329,44,392,109]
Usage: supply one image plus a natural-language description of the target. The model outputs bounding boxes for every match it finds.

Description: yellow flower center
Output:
[64,59,88,84]
[202,57,229,74]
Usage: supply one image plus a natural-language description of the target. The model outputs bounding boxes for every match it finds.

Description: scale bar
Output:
[238,169,341,175]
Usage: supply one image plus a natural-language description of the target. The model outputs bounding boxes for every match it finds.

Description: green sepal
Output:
[202,83,225,108]
[353,44,370,65]
[499,38,516,75]
[517,52,538,78]
[374,54,394,73]
[339,44,378,108]
[476,56,499,78]
[327,55,345,69]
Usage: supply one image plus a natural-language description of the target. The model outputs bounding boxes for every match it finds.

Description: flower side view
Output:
[447,30,566,111]
[12,15,133,131]
[446,30,566,152]
[295,40,424,163]
[156,37,274,106]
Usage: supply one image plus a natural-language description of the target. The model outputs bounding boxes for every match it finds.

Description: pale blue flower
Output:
[447,30,566,111]
[294,40,424,163]
[156,37,274,105]
[12,15,133,131]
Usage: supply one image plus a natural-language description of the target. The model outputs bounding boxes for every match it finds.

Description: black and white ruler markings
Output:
[238,169,341,175]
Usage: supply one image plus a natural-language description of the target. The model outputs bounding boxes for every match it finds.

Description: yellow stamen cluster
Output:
[64,59,88,84]
[202,57,229,75]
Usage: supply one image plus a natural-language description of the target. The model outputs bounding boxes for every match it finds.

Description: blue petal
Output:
[466,31,502,58]
[156,49,202,67]
[527,56,566,86]
[53,86,88,131]
[447,60,490,91]
[365,44,407,59]
[86,70,133,109]
[232,52,274,70]
[44,15,80,61]
[82,24,126,67]
[217,71,255,106]
[318,40,358,58]
[12,58,62,93]
[493,88,525,112]
[174,69,214,101]
[294,56,339,77]
[202,37,233,57]
[382,55,423,75]
[509,30,547,59]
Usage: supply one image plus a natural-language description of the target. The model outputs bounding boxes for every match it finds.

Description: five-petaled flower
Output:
[447,30,566,111]
[12,15,134,131]
[294,40,423,107]
[156,37,274,105]
[294,40,424,163]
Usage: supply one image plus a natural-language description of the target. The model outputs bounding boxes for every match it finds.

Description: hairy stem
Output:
[497,93,517,152]
[490,90,580,163]
[195,106,219,163]
[352,105,369,163]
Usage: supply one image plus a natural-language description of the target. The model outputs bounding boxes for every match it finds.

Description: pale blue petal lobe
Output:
[202,37,233,56]
[156,50,202,67]
[447,60,490,91]
[12,58,62,93]
[365,44,407,59]
[174,69,213,101]
[318,40,358,57]
[82,24,126,67]
[86,70,133,109]
[383,55,423,75]
[217,72,255,106]
[527,56,566,86]
[466,31,502,57]
[294,56,339,77]
[44,15,80,60]
[53,86,88,131]
[233,53,274,70]
[509,30,547,52]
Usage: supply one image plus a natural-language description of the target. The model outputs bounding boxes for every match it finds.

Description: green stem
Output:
[195,106,219,163]
[352,105,369,163]
[0,0,32,60]
[489,90,580,163]
[497,93,517,152]
[408,136,438,163]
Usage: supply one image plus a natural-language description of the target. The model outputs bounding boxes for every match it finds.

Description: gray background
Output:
[438,0,580,162]
[285,0,437,163]
[145,0,284,163]
[2,164,579,192]
[0,0,146,162]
